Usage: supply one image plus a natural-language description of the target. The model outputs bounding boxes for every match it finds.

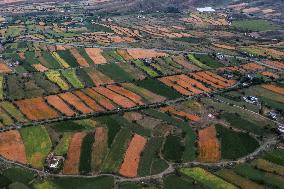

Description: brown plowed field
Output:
[161,106,201,122]
[70,48,89,67]
[204,71,236,86]
[85,48,107,64]
[91,127,108,173]
[127,49,167,59]
[123,112,143,122]
[117,49,133,61]
[172,55,201,71]
[262,84,284,95]
[32,64,48,72]
[87,69,114,86]
[177,74,211,92]
[59,92,94,114]
[198,126,221,162]
[0,63,12,73]
[94,87,137,108]
[241,63,264,71]
[159,77,193,96]
[189,73,223,89]
[107,85,144,105]
[15,97,59,121]
[264,60,284,69]
[122,83,166,103]
[119,134,147,177]
[45,95,76,116]
[261,71,279,79]
[166,75,203,94]
[0,130,26,163]
[73,91,105,112]
[63,132,87,174]
[195,72,230,88]
[81,88,116,110]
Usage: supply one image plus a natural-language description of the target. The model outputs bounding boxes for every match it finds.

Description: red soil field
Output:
[87,69,114,86]
[177,74,211,92]
[119,134,147,177]
[262,84,284,95]
[127,48,167,59]
[73,90,105,112]
[94,86,137,108]
[264,60,284,69]
[85,48,107,64]
[45,95,76,116]
[63,132,87,174]
[59,92,94,114]
[32,64,48,72]
[0,63,12,73]
[261,71,279,79]
[189,73,223,89]
[161,106,201,122]
[106,85,144,105]
[70,48,89,67]
[15,97,59,121]
[195,72,231,88]
[81,88,116,110]
[0,130,26,164]
[198,126,221,162]
[241,63,264,71]
[166,75,203,94]
[117,49,133,61]
[159,77,193,96]
[203,71,236,86]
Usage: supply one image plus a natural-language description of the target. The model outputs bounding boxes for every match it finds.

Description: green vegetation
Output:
[0,75,4,100]
[163,174,204,189]
[215,124,259,160]
[102,50,124,62]
[54,133,72,156]
[76,69,95,87]
[98,63,134,82]
[181,167,237,189]
[234,164,284,189]
[232,19,280,31]
[163,135,184,162]
[102,128,132,172]
[263,150,284,166]
[0,174,12,188]
[2,167,35,185]
[135,78,182,99]
[45,70,70,90]
[79,133,95,174]
[61,69,84,89]
[20,126,52,168]
[0,102,27,122]
[187,54,211,69]
[132,60,159,77]
[41,52,62,69]
[194,54,223,68]
[77,48,94,65]
[57,50,79,67]
[50,120,94,132]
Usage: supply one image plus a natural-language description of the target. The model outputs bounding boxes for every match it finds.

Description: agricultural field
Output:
[0,0,284,188]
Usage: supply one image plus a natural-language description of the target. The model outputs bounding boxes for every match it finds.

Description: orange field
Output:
[198,126,221,162]
[0,63,12,73]
[107,85,144,105]
[59,92,94,114]
[15,97,59,121]
[85,48,107,64]
[264,60,284,69]
[87,69,114,86]
[261,71,279,79]
[262,84,284,95]
[126,49,167,59]
[82,88,116,110]
[70,48,89,67]
[159,77,193,96]
[190,73,224,89]
[117,49,133,61]
[45,95,76,116]
[119,134,147,177]
[63,132,87,174]
[73,90,105,112]
[0,130,26,163]
[161,106,201,122]
[32,64,48,72]
[241,63,264,71]
[177,74,211,92]
[213,43,236,50]
[94,86,137,108]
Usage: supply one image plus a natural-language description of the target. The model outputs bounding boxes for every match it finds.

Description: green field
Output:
[61,69,84,89]
[79,133,95,174]
[135,78,182,99]
[187,54,211,69]
[132,60,159,77]
[163,174,204,189]
[0,102,27,123]
[98,63,135,82]
[20,126,52,168]
[215,124,259,160]
[57,50,79,67]
[163,135,184,162]
[54,133,72,156]
[194,54,223,68]
[232,19,280,31]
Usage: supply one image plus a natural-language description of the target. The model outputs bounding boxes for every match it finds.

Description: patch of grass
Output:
[194,54,223,68]
[79,133,95,174]
[0,174,12,188]
[101,50,124,62]
[52,176,114,189]
[135,78,182,99]
[163,135,184,162]
[181,167,237,189]
[61,69,84,89]
[234,164,284,189]
[163,174,204,189]
[77,48,94,65]
[132,60,159,77]
[49,120,94,132]
[57,50,79,67]
[54,133,72,156]
[45,70,70,90]
[262,150,284,166]
[97,63,134,82]
[2,167,35,185]
[151,158,169,175]
[76,69,94,87]
[187,54,211,69]
[215,124,259,160]
[232,19,280,31]
[0,101,27,122]
[41,52,62,69]
[20,126,52,168]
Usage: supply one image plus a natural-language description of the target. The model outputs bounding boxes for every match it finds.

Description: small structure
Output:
[268,112,278,120]
[197,7,215,12]
[243,96,258,104]
[45,153,64,173]
[277,124,284,134]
